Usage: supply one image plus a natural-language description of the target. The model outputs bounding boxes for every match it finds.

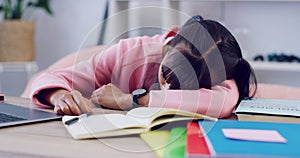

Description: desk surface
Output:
[0,96,156,158]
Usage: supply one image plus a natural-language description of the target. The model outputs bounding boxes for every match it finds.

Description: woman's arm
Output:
[91,80,238,118]
[147,80,239,118]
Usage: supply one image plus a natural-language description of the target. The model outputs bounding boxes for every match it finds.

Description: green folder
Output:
[163,127,186,158]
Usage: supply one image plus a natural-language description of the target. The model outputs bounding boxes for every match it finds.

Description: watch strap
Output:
[132,96,140,108]
[132,89,147,107]
[133,95,139,106]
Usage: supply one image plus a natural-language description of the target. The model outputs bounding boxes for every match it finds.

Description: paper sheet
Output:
[222,128,287,143]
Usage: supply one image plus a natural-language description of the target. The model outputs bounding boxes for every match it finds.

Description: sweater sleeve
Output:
[30,47,116,107]
[30,34,168,107]
[148,79,239,118]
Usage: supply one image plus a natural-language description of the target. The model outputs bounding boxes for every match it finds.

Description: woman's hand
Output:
[91,83,133,110]
[49,90,94,115]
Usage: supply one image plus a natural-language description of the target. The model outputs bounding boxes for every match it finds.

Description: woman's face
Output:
[158,67,169,90]
[158,43,188,90]
[158,45,169,90]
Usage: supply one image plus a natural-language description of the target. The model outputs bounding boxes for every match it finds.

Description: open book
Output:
[235,98,300,124]
[62,107,216,139]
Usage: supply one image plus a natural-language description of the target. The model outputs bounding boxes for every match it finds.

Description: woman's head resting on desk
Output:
[158,15,257,104]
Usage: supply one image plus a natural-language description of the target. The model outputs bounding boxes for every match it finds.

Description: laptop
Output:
[0,102,62,128]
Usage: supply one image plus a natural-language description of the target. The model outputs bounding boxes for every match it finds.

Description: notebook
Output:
[199,120,300,157]
[0,102,62,128]
[185,122,210,158]
[235,98,300,123]
[235,98,300,117]
[163,127,186,158]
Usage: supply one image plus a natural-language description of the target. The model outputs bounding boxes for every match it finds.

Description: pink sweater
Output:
[31,27,239,118]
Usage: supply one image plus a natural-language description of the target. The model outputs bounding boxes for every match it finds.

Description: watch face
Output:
[132,89,147,95]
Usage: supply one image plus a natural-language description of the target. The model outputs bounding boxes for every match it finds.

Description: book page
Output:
[236,98,300,117]
[126,108,162,126]
[126,107,216,128]
[63,114,147,139]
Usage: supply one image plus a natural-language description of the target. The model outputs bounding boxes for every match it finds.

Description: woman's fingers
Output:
[90,83,132,110]
[71,90,94,114]
[54,106,63,115]
[61,93,81,115]
[52,90,94,115]
[90,95,99,105]
[91,86,105,105]
[55,100,73,115]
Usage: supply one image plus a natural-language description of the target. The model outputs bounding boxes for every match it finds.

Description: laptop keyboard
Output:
[0,112,27,123]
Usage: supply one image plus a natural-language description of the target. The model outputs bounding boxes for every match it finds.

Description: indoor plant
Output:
[0,0,53,62]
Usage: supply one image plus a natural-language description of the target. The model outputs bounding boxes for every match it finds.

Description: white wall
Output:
[34,0,106,70]
[222,1,300,87]
[223,1,300,59]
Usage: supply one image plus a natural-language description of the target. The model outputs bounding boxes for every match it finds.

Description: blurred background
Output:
[1,0,300,96]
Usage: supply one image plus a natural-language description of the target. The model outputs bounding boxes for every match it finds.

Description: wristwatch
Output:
[132,89,147,107]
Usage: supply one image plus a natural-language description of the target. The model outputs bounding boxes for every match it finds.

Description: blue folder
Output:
[199,120,300,157]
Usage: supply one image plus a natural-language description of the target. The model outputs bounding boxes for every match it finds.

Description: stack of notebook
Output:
[61,106,300,157]
[235,98,300,124]
[140,120,300,158]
